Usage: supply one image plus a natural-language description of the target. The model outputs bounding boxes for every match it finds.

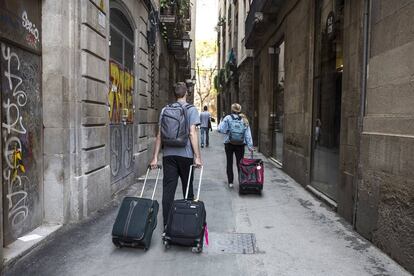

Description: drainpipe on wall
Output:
[353,0,371,228]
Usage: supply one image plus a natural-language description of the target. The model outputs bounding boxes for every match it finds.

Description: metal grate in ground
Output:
[205,232,257,254]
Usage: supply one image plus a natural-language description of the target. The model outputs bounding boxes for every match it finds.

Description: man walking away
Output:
[150,82,202,229]
[218,103,253,188]
[199,106,212,148]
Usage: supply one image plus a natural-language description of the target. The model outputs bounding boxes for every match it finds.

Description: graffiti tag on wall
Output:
[2,43,29,229]
[0,1,41,52]
[21,11,40,48]
[1,42,42,244]
[108,60,134,182]
[108,60,134,124]
[110,124,134,182]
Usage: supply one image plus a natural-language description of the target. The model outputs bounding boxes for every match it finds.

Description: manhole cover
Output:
[205,232,256,254]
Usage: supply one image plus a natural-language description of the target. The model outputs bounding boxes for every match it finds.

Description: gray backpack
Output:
[161,102,193,147]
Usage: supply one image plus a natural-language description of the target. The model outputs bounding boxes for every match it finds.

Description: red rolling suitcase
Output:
[239,153,264,194]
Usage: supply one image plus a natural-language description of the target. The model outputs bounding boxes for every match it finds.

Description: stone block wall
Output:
[257,49,272,156]
[238,58,254,131]
[42,0,82,223]
[77,0,110,218]
[356,0,414,272]
[337,0,364,222]
[42,0,171,223]
[282,0,313,185]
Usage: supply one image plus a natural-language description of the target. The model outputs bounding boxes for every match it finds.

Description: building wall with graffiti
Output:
[108,60,134,184]
[0,0,172,257]
[0,0,43,246]
[108,61,134,124]
[108,5,135,185]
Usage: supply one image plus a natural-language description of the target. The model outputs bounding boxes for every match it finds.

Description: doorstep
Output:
[306,185,338,211]
[3,223,62,268]
[268,157,282,168]
[265,154,338,211]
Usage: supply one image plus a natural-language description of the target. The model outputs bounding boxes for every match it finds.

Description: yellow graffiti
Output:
[108,60,134,124]
[99,0,105,11]
[12,147,25,181]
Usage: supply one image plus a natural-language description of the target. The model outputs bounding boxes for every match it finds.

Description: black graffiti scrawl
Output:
[110,124,134,183]
[1,42,43,245]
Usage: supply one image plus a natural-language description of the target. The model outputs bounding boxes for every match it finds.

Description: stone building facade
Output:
[217,0,255,137]
[219,0,414,272]
[0,0,194,267]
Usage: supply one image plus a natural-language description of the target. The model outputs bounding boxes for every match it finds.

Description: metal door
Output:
[0,0,43,245]
[108,7,135,183]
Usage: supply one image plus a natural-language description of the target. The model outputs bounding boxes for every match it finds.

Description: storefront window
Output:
[311,0,344,201]
[271,41,285,164]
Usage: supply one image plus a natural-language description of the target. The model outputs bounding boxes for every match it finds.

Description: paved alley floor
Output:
[6,132,410,276]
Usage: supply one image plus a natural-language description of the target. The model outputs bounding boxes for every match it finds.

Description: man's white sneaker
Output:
[228,183,234,188]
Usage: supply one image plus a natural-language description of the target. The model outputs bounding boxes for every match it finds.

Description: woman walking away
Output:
[218,103,253,188]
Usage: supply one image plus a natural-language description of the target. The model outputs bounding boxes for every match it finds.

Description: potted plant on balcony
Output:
[177,0,191,18]
[160,0,176,16]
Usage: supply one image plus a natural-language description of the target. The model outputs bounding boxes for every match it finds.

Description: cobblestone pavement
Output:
[6,132,410,276]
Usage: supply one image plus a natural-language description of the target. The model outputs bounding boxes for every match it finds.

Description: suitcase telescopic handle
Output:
[185,165,203,201]
[140,165,162,200]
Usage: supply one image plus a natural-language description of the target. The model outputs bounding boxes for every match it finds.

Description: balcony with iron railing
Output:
[160,1,191,32]
[244,0,284,49]
[239,37,253,65]
[160,1,178,23]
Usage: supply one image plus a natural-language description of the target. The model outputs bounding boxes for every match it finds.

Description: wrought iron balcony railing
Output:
[245,0,284,48]
[245,0,266,45]
[160,5,177,23]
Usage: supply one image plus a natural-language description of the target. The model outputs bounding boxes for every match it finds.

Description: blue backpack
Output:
[228,114,246,145]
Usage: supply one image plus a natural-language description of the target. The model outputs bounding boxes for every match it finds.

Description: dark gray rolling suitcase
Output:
[112,166,161,250]
[163,165,206,253]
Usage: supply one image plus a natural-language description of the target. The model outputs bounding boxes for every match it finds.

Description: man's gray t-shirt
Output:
[199,111,211,128]
[160,101,200,158]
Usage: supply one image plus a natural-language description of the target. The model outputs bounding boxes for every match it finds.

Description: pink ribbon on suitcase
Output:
[204,224,209,246]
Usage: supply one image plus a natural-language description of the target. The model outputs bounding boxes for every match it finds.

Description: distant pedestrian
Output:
[150,82,202,229]
[218,103,253,188]
[315,119,322,147]
[199,106,212,148]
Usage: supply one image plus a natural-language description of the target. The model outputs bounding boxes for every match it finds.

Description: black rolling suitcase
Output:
[163,165,206,253]
[112,166,161,250]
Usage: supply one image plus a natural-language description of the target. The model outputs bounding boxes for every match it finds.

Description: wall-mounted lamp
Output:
[182,32,192,50]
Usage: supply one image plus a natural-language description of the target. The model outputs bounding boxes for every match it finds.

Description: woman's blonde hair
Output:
[240,113,249,126]
[231,103,249,126]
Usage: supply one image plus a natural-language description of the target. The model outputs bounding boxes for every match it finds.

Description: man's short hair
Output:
[203,106,208,111]
[174,82,187,98]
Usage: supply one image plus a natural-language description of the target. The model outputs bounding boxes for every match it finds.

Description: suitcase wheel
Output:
[163,240,171,249]
[112,238,122,248]
[192,245,203,253]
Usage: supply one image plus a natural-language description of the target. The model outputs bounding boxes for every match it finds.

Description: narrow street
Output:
[6,132,408,276]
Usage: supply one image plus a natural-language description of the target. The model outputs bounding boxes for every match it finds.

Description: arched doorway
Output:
[108,3,135,184]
